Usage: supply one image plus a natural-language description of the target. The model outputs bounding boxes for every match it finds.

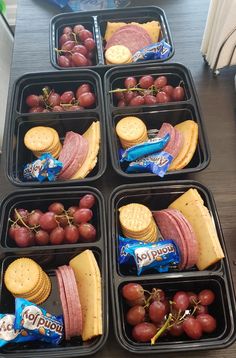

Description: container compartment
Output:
[0,247,108,357]
[0,186,105,250]
[109,105,209,178]
[113,275,236,353]
[109,181,228,278]
[7,112,106,186]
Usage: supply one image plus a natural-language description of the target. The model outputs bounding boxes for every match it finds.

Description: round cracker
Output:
[119,203,152,234]
[24,127,55,152]
[116,117,147,142]
[105,45,132,65]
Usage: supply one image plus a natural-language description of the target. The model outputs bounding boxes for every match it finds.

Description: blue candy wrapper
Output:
[120,133,170,162]
[119,236,180,275]
[126,151,173,177]
[132,40,171,62]
[23,153,63,182]
[0,314,37,347]
[14,298,63,345]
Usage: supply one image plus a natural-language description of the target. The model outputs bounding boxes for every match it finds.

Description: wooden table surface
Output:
[1,0,236,357]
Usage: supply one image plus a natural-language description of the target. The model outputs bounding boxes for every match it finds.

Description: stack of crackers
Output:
[105,45,132,65]
[24,126,62,158]
[116,116,148,149]
[119,203,158,243]
[4,258,51,305]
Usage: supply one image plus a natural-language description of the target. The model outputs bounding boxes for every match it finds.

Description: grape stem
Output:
[151,313,172,345]
[109,87,144,94]
[13,209,39,232]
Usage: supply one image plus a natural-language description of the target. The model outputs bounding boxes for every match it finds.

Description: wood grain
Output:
[1,0,236,357]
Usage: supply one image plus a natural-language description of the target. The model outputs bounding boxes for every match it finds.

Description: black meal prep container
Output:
[108,180,236,353]
[104,62,211,179]
[49,6,174,72]
[4,70,106,187]
[0,186,108,357]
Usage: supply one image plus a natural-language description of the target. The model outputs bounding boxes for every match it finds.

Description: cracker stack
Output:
[119,203,158,243]
[24,126,62,158]
[4,258,51,304]
[105,45,132,65]
[116,116,148,149]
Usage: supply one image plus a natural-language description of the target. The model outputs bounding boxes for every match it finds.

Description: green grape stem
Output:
[151,313,172,345]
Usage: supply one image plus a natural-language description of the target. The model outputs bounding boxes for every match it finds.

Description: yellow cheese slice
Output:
[169,120,198,171]
[69,250,102,341]
[70,121,100,179]
[169,189,225,270]
[104,21,161,43]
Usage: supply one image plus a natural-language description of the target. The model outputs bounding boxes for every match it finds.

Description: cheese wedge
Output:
[169,189,224,270]
[169,120,198,171]
[69,250,102,341]
[104,21,161,43]
[71,121,100,179]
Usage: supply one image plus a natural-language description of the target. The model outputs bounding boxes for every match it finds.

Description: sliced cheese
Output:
[71,121,100,179]
[69,250,102,341]
[169,120,198,171]
[169,189,224,270]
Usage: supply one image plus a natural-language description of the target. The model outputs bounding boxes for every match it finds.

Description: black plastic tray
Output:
[49,6,174,71]
[3,71,106,187]
[108,180,236,353]
[104,63,210,178]
[0,186,108,357]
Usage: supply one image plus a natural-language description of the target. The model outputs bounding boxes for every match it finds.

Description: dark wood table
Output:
[1,0,236,357]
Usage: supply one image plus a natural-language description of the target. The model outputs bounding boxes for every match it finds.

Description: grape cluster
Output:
[25,84,96,113]
[112,75,185,107]
[56,24,96,67]
[8,194,97,247]
[122,283,217,344]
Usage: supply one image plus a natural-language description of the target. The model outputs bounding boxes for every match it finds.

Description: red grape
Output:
[61,40,76,51]
[139,75,154,89]
[50,227,65,245]
[151,288,165,302]
[26,94,41,108]
[87,51,94,59]
[114,91,124,101]
[124,91,135,104]
[78,223,96,241]
[79,194,96,209]
[72,52,88,67]
[73,24,84,34]
[87,59,93,66]
[52,105,64,112]
[39,212,57,231]
[162,299,170,315]
[183,317,202,339]
[35,230,50,246]
[162,85,174,97]
[66,105,83,111]
[78,92,95,107]
[172,86,185,101]
[84,38,96,51]
[117,99,126,107]
[29,106,44,113]
[59,33,72,46]
[187,292,198,306]
[48,92,61,107]
[28,211,42,227]
[122,283,144,301]
[58,55,71,67]
[60,91,74,104]
[126,305,146,326]
[154,76,168,89]
[9,224,20,240]
[79,29,93,41]
[71,44,88,57]
[73,208,93,223]
[169,322,184,337]
[173,291,190,311]
[57,215,68,228]
[63,26,72,34]
[198,289,215,306]
[76,84,91,98]
[126,297,146,307]
[132,322,157,342]
[64,225,79,244]
[14,227,32,248]
[48,202,64,215]
[156,91,171,103]
[196,304,208,315]
[144,94,157,105]
[14,208,29,225]
[124,77,137,89]
[28,230,35,245]
[196,314,216,333]
[42,109,50,113]
[67,206,78,216]
[129,95,145,106]
[149,301,166,323]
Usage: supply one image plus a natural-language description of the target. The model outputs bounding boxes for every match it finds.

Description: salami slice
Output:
[58,132,80,174]
[158,123,176,156]
[168,209,198,268]
[171,129,183,159]
[106,25,152,55]
[55,269,70,340]
[153,209,188,269]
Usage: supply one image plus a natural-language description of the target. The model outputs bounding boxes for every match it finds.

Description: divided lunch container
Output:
[4,71,106,187]
[104,63,211,179]
[0,186,108,357]
[109,180,236,353]
[49,6,174,71]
